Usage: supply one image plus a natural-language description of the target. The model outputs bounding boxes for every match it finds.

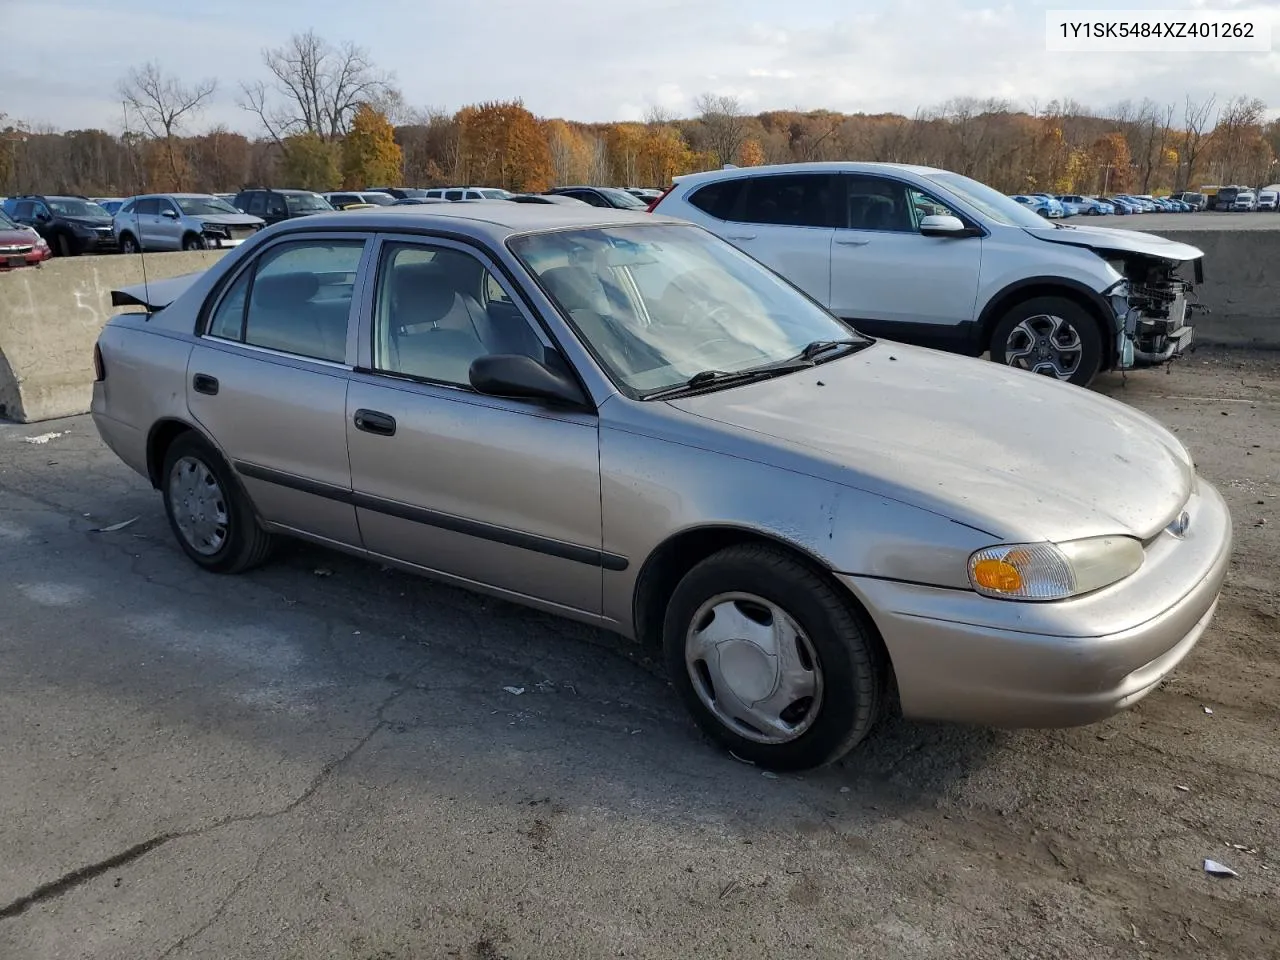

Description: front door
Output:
[187,233,371,545]
[155,197,184,250]
[829,174,982,347]
[345,236,604,616]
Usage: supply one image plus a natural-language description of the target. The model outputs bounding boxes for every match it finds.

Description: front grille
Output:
[0,244,33,254]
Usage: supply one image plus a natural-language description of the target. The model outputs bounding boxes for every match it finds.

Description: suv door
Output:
[344,236,604,616]
[188,233,373,545]
[265,193,289,224]
[688,173,837,305]
[128,198,159,249]
[155,197,184,250]
[828,174,982,346]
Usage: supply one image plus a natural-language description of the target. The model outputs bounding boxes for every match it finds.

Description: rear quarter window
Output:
[687,180,745,220]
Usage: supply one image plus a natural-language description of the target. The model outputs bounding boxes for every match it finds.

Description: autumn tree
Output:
[638,125,692,185]
[119,61,216,191]
[279,131,339,190]
[241,31,397,143]
[342,104,402,187]
[188,127,251,193]
[459,100,553,191]
[1092,132,1132,192]
[737,138,765,166]
[695,93,748,168]
[606,123,645,185]
[545,119,591,184]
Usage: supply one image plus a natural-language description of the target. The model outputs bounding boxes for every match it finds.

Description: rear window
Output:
[688,180,745,220]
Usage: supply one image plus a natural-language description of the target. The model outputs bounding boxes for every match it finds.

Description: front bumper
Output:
[841,478,1232,728]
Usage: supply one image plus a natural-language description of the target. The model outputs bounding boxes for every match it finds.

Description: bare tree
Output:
[695,93,748,167]
[119,62,216,189]
[643,105,676,126]
[1179,95,1216,189]
[1134,100,1176,192]
[1212,95,1266,184]
[240,30,397,143]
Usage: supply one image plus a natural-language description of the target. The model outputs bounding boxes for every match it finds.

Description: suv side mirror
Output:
[919,214,971,237]
[161,208,178,219]
[469,354,588,407]
[35,211,51,223]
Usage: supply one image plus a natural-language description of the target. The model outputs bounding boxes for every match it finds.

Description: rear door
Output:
[690,172,837,305]
[133,198,161,249]
[344,235,604,616]
[187,232,373,545]
[828,174,981,347]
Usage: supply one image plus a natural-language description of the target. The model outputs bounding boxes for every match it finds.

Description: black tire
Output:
[988,295,1103,387]
[54,233,73,257]
[182,233,206,251]
[160,432,274,574]
[662,544,887,771]
[120,233,140,255]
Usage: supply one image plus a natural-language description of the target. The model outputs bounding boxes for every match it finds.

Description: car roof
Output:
[263,202,688,243]
[672,161,949,186]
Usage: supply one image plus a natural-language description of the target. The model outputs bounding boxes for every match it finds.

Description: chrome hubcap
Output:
[1005,314,1082,380]
[169,456,228,556]
[685,592,823,744]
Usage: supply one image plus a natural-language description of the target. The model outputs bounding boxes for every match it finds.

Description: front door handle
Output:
[192,373,219,395]
[835,238,870,246]
[353,409,396,436]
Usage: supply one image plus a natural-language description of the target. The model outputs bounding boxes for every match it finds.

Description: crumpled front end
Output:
[1106,251,1203,369]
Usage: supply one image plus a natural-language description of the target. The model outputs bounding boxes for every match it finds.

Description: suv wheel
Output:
[55,234,73,257]
[182,233,207,251]
[120,233,140,255]
[989,296,1103,387]
[663,544,887,771]
[161,433,274,574]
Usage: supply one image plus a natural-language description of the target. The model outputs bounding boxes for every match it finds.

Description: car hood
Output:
[197,214,263,226]
[0,229,37,245]
[1023,223,1203,263]
[666,344,1194,543]
[66,216,113,228]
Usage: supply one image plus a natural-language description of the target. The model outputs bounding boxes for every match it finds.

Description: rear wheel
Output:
[989,295,1103,387]
[161,433,274,574]
[663,544,887,771]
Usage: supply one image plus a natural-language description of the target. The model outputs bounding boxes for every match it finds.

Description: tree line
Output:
[1,30,1275,199]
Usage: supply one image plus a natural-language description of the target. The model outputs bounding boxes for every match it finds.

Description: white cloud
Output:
[3,0,1277,133]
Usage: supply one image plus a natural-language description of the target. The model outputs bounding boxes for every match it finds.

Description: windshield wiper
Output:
[644,359,817,400]
[793,338,867,362]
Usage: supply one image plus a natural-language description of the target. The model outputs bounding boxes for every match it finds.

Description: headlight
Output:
[967,536,1144,601]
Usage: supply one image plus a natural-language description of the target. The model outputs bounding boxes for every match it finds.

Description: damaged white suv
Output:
[651,162,1203,386]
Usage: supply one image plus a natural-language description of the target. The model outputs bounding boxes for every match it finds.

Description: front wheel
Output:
[663,544,888,771]
[989,296,1103,387]
[161,433,274,574]
[55,234,74,257]
[182,233,207,251]
[120,233,140,255]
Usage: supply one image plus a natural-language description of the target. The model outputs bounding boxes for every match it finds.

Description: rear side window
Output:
[687,180,745,220]
[445,190,464,201]
[739,174,839,228]
[205,240,365,363]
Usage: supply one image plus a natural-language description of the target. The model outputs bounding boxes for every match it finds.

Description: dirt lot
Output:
[0,348,1277,960]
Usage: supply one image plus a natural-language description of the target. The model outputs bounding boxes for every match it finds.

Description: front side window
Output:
[136,198,160,216]
[739,175,839,228]
[206,239,365,362]
[371,242,545,387]
[245,193,267,216]
[444,190,464,201]
[510,223,866,397]
[844,176,914,232]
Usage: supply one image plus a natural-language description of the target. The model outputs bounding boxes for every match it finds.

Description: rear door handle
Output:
[353,409,396,436]
[835,238,870,246]
[192,373,219,395]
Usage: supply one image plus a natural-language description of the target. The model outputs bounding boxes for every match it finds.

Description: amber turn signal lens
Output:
[972,558,1023,593]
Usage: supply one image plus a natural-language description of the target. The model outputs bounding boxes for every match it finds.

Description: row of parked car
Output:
[1009,192,1203,217]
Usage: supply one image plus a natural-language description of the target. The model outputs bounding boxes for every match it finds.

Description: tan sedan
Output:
[91,204,1232,770]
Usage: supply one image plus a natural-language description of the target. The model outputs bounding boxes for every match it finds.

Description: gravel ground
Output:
[0,348,1277,960]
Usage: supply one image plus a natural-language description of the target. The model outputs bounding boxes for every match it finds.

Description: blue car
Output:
[1057,194,1113,215]
[1029,193,1068,217]
[1010,194,1054,218]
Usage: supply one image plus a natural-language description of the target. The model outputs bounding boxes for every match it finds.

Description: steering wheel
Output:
[679,300,737,332]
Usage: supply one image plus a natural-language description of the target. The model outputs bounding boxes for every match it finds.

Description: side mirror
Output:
[35,211,51,222]
[161,209,178,219]
[919,214,970,237]
[469,354,588,407]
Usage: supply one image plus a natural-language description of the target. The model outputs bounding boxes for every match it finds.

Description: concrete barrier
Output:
[1127,225,1280,349]
[0,251,227,423]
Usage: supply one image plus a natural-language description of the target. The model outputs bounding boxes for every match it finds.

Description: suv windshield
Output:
[176,196,241,216]
[925,172,1048,228]
[510,223,868,396]
[46,198,110,218]
[284,192,333,213]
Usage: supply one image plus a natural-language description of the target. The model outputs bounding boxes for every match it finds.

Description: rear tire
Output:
[989,295,1103,387]
[161,432,274,574]
[663,544,887,771]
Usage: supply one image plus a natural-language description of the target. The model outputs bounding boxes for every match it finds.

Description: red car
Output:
[0,208,52,269]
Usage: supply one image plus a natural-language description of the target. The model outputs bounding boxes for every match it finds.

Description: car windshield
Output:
[479,189,510,199]
[510,223,869,397]
[284,192,333,212]
[46,198,110,218]
[176,196,241,216]
[926,172,1048,228]
[599,187,648,208]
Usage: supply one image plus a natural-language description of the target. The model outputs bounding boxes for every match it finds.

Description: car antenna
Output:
[122,100,152,320]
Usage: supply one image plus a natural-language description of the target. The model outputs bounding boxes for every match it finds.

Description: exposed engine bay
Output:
[1107,250,1204,369]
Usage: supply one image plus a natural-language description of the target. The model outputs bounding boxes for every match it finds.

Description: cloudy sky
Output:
[4,0,1279,133]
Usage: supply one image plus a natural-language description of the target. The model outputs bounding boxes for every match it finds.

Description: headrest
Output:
[539,266,600,312]
[252,271,319,310]
[389,262,458,325]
